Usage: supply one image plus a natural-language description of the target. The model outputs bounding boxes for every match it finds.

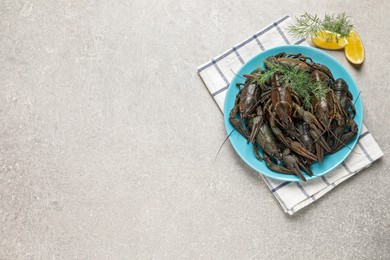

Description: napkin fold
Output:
[197,15,384,215]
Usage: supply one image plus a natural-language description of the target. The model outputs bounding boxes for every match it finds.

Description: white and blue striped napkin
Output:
[197,15,384,214]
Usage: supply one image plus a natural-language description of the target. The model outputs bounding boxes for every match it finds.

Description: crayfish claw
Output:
[247,106,264,143]
[229,117,248,140]
[298,160,314,177]
[315,143,325,163]
[281,152,307,181]
[290,141,318,162]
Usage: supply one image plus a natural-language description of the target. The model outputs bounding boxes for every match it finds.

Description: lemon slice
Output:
[311,30,348,50]
[345,30,365,65]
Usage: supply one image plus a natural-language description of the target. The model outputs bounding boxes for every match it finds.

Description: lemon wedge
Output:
[311,30,348,50]
[345,30,365,65]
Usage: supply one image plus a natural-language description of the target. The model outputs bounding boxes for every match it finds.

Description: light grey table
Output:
[1,1,389,259]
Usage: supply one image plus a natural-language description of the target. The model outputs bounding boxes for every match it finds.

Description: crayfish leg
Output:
[252,142,264,162]
[247,106,264,143]
[315,143,324,163]
[310,127,332,153]
[297,160,314,177]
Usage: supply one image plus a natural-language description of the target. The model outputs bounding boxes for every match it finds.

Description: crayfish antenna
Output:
[230,69,246,80]
[215,129,236,162]
[215,99,265,162]
[353,91,361,107]
[311,124,358,155]
[327,128,360,155]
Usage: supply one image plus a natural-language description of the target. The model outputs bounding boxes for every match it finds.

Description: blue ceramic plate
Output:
[224,45,363,182]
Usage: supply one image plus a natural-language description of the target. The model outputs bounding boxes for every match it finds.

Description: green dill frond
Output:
[263,60,285,73]
[312,81,329,99]
[287,12,354,41]
[288,12,323,38]
[322,13,353,39]
[252,59,331,110]
[303,96,312,110]
[252,70,272,86]
[252,60,282,85]
[281,67,311,96]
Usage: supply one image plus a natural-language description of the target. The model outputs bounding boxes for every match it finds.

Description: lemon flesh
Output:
[345,30,365,65]
[311,31,348,50]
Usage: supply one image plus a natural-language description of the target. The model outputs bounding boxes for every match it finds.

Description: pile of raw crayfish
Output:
[230,52,357,181]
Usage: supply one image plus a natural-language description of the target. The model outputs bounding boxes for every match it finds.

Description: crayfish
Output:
[228,52,358,181]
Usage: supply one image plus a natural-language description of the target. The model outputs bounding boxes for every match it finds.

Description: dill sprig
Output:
[253,60,329,109]
[253,61,284,85]
[312,81,329,99]
[288,12,354,41]
[287,13,323,39]
[322,13,353,38]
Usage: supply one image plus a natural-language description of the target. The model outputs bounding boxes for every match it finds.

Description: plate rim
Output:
[223,45,363,182]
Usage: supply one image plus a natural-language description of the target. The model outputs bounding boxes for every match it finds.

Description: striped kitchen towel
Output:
[197,15,384,215]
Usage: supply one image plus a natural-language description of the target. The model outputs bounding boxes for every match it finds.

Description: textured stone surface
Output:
[0,1,389,259]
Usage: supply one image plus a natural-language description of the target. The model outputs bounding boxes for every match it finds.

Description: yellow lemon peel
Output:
[344,30,365,65]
